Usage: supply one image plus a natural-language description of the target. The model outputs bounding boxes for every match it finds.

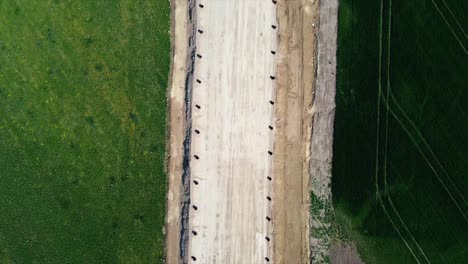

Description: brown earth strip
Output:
[165,0,189,263]
[273,0,319,263]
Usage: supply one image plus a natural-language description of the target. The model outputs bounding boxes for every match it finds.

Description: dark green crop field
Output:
[0,1,170,263]
[334,0,467,263]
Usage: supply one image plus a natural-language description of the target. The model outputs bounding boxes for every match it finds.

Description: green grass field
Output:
[334,0,467,263]
[0,1,170,263]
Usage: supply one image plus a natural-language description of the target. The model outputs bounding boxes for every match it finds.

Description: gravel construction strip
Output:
[166,0,338,263]
[186,1,278,263]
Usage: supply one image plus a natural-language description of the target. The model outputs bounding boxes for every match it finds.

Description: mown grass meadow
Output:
[0,1,170,263]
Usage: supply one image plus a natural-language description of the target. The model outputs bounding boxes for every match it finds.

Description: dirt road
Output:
[166,0,330,263]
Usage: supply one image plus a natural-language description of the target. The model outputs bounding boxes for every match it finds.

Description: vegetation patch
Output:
[334,0,467,263]
[310,192,351,264]
[0,1,170,263]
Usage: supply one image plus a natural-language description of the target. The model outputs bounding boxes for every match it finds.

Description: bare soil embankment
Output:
[165,0,192,263]
[274,0,318,263]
